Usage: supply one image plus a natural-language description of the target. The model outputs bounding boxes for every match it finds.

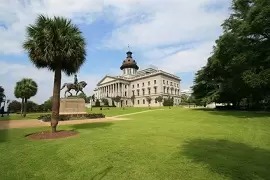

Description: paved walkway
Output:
[0,109,163,130]
[112,109,164,118]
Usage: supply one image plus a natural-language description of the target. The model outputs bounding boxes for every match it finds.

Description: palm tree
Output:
[23,15,86,132]
[14,81,24,116]
[15,79,38,117]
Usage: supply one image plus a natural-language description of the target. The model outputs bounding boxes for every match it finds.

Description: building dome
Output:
[120,51,139,70]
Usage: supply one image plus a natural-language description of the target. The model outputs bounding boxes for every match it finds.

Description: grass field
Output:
[0,107,153,121]
[0,108,270,180]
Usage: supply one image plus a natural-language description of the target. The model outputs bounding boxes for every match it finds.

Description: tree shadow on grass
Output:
[191,108,270,119]
[182,139,270,180]
[71,122,113,130]
[0,115,10,143]
[90,166,113,180]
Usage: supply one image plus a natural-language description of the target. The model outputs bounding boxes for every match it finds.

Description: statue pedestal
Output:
[59,98,86,115]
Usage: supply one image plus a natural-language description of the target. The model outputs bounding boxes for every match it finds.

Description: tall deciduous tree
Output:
[23,15,86,132]
[193,0,270,110]
[0,86,5,107]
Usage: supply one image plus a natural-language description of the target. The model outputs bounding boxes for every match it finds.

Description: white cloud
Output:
[0,61,100,104]
[103,0,230,50]
[0,0,103,54]
[100,0,230,90]
[145,41,214,74]
[0,0,231,92]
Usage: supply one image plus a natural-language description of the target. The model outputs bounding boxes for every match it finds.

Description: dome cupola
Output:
[120,51,139,76]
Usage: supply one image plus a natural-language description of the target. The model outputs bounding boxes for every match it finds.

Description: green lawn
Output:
[88,107,159,117]
[0,107,153,120]
[0,113,47,121]
[0,108,270,180]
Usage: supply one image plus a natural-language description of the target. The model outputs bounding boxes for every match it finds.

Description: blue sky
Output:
[0,0,230,103]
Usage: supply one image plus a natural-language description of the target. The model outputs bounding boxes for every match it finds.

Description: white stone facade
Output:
[94,53,181,107]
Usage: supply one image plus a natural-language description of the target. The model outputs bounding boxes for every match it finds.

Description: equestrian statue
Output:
[60,74,87,97]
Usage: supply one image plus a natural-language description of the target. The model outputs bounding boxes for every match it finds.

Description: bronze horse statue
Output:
[61,81,87,97]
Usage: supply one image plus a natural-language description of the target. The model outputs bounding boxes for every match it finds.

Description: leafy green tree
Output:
[101,98,109,106]
[23,15,86,132]
[78,93,88,103]
[95,99,101,107]
[155,96,163,106]
[26,101,39,112]
[146,96,152,109]
[8,100,21,113]
[42,97,52,112]
[14,79,38,117]
[193,0,270,110]
[181,94,189,103]
[163,97,173,108]
[130,95,135,106]
[112,96,121,107]
[0,86,5,107]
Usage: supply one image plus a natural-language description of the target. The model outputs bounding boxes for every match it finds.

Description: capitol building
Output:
[94,51,181,107]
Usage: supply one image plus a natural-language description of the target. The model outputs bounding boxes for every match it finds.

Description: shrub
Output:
[38,114,70,122]
[95,99,101,107]
[163,97,174,106]
[38,113,105,122]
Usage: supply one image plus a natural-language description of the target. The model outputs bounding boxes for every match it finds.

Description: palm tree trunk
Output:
[21,98,24,116]
[51,68,62,133]
[23,98,27,117]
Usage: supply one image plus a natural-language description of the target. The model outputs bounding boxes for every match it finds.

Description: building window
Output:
[125,91,127,96]
[137,90,140,96]
[142,82,144,87]
[148,81,150,86]
[137,84,139,88]
[164,87,166,93]
[148,88,151,95]
[154,87,157,94]
[154,80,157,84]
[137,100,140,104]
[170,82,173,86]
[132,85,134,88]
[163,80,165,84]
[125,85,127,88]
[142,89,145,96]
[143,99,145,104]
[155,99,157,103]
[174,83,176,87]
[126,100,128,105]
[132,90,135,96]
[167,81,168,85]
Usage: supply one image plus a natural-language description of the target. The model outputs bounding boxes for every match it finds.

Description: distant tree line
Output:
[192,0,270,110]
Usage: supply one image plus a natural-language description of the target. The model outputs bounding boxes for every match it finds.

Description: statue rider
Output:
[74,74,78,90]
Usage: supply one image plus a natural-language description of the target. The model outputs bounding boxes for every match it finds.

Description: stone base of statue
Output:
[59,97,86,115]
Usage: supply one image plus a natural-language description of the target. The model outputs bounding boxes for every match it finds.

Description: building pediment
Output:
[97,76,118,86]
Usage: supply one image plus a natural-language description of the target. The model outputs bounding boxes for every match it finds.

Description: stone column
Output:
[113,84,115,97]
[118,83,120,96]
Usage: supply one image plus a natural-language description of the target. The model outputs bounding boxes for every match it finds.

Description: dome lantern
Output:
[120,51,139,76]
